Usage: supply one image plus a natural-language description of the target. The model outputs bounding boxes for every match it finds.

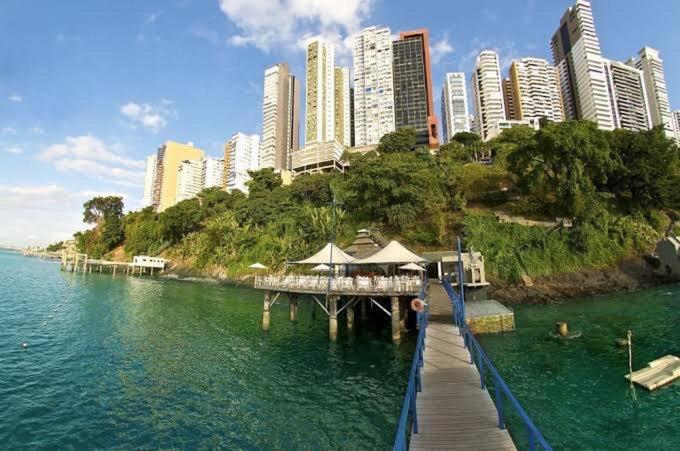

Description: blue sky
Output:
[1,0,679,246]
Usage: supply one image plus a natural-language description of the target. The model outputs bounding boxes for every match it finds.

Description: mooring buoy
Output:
[21,343,28,349]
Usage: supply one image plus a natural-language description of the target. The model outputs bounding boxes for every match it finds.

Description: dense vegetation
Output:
[66,121,680,282]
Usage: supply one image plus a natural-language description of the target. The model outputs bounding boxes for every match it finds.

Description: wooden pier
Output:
[410,321,516,450]
[59,252,165,277]
[254,275,422,342]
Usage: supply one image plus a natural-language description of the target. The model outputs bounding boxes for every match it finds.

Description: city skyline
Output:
[2,0,680,245]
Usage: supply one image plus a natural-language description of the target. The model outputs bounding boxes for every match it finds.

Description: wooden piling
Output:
[391,296,401,343]
[262,290,271,331]
[289,295,298,321]
[347,300,355,331]
[113,266,117,277]
[329,296,338,341]
[150,267,154,276]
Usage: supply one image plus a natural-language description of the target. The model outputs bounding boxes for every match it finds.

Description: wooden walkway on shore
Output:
[409,322,516,450]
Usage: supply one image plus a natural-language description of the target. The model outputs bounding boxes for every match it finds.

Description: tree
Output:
[376,128,417,153]
[508,120,615,216]
[606,126,680,211]
[246,168,282,195]
[159,198,203,244]
[289,173,336,206]
[46,241,64,252]
[340,150,445,229]
[124,207,162,256]
[451,131,481,147]
[438,141,474,164]
[83,196,124,224]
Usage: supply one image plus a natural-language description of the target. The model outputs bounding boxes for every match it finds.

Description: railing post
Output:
[478,353,485,389]
[494,374,505,429]
[528,427,536,451]
[410,388,418,434]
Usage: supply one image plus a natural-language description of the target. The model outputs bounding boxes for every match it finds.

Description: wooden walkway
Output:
[409,321,516,450]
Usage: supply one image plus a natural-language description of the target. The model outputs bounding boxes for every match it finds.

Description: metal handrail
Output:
[392,276,428,451]
[441,237,552,451]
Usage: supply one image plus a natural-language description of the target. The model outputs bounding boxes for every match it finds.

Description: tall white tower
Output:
[334,66,351,146]
[507,58,565,123]
[441,72,470,143]
[470,50,506,141]
[551,0,615,130]
[352,26,395,146]
[633,47,674,137]
[305,39,335,145]
[224,133,260,193]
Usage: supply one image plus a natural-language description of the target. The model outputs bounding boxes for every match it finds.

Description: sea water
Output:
[0,250,413,449]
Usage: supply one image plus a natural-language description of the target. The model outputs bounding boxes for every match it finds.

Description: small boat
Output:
[625,355,680,391]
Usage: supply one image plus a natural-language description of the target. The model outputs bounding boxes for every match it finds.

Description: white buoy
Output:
[21,343,28,349]
[49,315,52,319]
[43,322,47,326]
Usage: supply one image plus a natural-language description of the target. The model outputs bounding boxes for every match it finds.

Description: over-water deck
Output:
[410,321,516,450]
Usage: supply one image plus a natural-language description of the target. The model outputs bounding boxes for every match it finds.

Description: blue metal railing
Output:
[442,238,552,451]
[392,276,428,451]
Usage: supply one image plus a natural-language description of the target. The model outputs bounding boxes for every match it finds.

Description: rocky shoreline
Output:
[488,259,671,304]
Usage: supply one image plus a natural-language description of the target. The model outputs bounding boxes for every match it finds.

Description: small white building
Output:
[133,256,167,269]
[654,236,680,278]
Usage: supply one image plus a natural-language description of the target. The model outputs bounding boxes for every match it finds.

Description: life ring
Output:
[410,298,425,313]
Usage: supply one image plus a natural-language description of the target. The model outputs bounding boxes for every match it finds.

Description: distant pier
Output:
[59,252,166,277]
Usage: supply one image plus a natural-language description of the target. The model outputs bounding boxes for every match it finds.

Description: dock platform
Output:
[466,300,515,334]
[410,321,516,450]
[626,355,680,391]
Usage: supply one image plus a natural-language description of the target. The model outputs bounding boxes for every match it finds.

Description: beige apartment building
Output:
[151,141,205,212]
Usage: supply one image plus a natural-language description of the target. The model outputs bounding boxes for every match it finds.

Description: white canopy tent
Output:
[248,262,268,269]
[311,263,331,271]
[398,262,426,271]
[352,241,426,265]
[292,243,355,265]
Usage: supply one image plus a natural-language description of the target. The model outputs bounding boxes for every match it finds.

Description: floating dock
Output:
[625,355,680,391]
[466,300,515,333]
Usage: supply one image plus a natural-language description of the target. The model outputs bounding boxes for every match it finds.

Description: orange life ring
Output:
[410,298,425,313]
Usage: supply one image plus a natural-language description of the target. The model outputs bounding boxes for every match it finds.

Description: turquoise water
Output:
[0,250,414,449]
[479,285,680,450]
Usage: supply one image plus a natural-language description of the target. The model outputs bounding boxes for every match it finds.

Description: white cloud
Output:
[3,146,23,155]
[218,0,374,59]
[38,135,145,185]
[145,10,163,25]
[8,94,22,103]
[120,100,176,133]
[0,184,130,247]
[430,34,454,64]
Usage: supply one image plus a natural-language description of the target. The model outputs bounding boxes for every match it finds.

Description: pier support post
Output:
[151,267,154,276]
[360,298,367,321]
[99,265,102,273]
[262,291,272,331]
[289,295,298,321]
[83,257,88,274]
[329,296,339,341]
[400,301,407,332]
[113,266,117,277]
[391,296,401,343]
[72,255,78,273]
[347,301,355,331]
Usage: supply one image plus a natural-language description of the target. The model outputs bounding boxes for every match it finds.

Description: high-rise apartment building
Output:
[352,26,396,146]
[305,39,335,145]
[349,87,355,146]
[440,72,470,143]
[551,0,615,130]
[392,29,438,148]
[672,111,680,141]
[502,78,518,121]
[152,141,205,212]
[632,47,674,137]
[470,50,506,141]
[143,154,157,207]
[506,58,564,123]
[224,133,260,193]
[334,67,351,146]
[176,159,204,202]
[261,63,300,170]
[202,158,225,189]
[605,60,651,131]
